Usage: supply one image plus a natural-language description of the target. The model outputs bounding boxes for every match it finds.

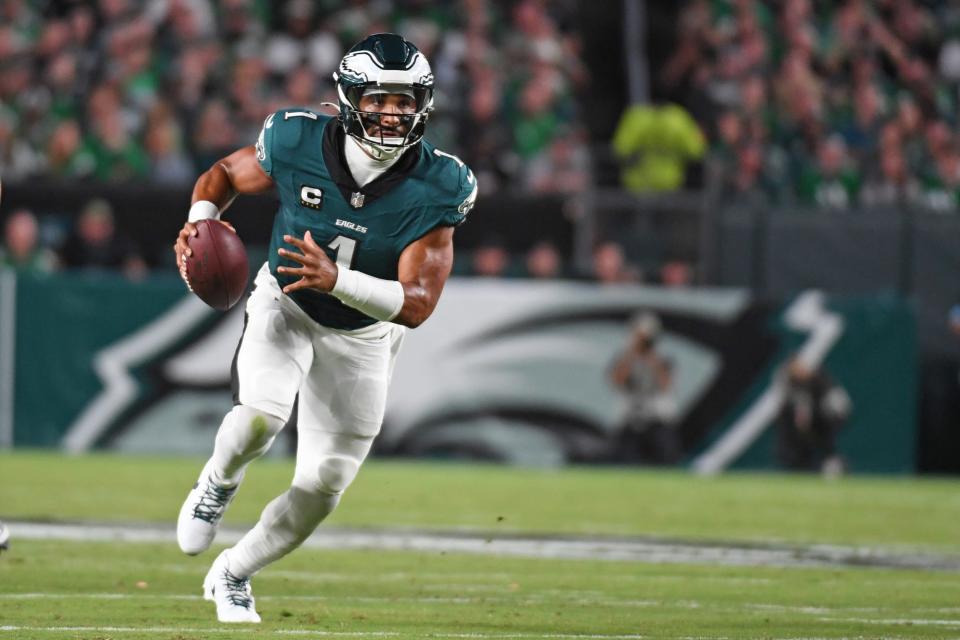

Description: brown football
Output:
[185,220,249,310]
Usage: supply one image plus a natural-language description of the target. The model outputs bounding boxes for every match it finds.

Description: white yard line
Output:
[417,635,646,639]
[0,627,648,639]
[8,521,960,571]
[3,592,959,623]
[816,617,960,627]
[0,593,659,607]
[255,569,518,583]
[0,627,398,637]
[0,629,929,640]
[158,565,774,587]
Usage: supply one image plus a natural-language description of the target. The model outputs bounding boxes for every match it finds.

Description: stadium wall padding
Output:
[2,272,917,472]
[715,207,960,360]
[718,295,918,473]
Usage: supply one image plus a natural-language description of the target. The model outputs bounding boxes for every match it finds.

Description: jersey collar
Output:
[322,118,420,208]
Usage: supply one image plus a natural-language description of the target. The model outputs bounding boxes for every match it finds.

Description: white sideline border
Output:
[0,628,647,639]
[0,628,952,639]
[4,593,960,620]
[6,521,960,571]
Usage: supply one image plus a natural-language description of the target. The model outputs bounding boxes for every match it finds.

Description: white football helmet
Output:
[333,33,434,158]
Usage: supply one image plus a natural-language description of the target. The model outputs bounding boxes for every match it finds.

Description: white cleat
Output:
[177,461,241,555]
[203,550,261,623]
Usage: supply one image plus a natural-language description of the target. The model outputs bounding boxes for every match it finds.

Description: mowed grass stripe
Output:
[3,541,960,639]
[0,627,651,639]
[6,629,952,640]
[0,626,953,640]
[6,591,960,620]
[2,451,959,550]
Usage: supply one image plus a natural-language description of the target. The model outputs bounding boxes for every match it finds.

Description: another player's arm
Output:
[174,146,274,266]
[278,225,454,329]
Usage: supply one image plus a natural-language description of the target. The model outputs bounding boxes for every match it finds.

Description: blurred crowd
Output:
[664,0,960,212]
[455,234,693,284]
[1,199,697,285]
[0,201,146,278]
[0,0,590,195]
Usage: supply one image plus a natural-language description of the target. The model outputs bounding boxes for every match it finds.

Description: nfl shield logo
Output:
[350,191,365,208]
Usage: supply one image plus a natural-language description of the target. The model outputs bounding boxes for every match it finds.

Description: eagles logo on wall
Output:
[53,281,777,465]
[5,276,915,471]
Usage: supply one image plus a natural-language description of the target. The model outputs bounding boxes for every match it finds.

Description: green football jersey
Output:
[256,109,477,330]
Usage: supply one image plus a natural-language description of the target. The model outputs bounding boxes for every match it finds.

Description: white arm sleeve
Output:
[187,200,220,222]
[331,267,405,322]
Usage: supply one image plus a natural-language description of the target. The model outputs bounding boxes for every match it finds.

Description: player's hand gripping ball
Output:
[183,220,249,310]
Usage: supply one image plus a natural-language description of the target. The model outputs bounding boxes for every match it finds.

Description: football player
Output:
[173,33,476,623]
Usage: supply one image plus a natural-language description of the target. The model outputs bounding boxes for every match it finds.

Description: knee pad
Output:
[215,405,285,459]
[300,455,360,496]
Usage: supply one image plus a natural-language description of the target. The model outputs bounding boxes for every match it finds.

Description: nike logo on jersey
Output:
[335,219,368,234]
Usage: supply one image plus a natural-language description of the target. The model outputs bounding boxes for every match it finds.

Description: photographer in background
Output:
[608,312,679,464]
[949,300,960,385]
[775,355,852,476]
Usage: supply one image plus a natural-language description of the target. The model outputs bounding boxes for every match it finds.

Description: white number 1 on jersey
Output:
[328,235,357,269]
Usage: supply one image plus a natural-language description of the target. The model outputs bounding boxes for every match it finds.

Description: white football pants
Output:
[212,263,405,577]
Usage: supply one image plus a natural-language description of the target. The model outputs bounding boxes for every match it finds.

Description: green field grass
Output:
[2,451,959,550]
[3,540,960,640]
[2,451,960,639]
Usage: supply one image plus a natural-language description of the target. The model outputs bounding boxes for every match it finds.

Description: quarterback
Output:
[172,33,476,623]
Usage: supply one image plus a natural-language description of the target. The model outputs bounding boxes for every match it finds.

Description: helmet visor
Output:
[355,110,425,147]
[339,82,433,150]
[343,84,432,115]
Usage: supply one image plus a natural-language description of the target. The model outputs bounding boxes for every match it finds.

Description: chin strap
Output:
[333,104,413,161]
[355,137,406,162]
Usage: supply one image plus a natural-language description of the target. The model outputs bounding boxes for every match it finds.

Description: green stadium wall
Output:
[0,270,917,472]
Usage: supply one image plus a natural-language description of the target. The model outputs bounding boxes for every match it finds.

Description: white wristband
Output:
[331,268,405,322]
[188,200,220,222]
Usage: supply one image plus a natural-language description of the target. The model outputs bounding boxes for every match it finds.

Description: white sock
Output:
[227,486,340,577]
[226,429,375,577]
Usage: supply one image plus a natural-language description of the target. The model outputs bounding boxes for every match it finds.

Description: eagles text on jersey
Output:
[257,109,477,330]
